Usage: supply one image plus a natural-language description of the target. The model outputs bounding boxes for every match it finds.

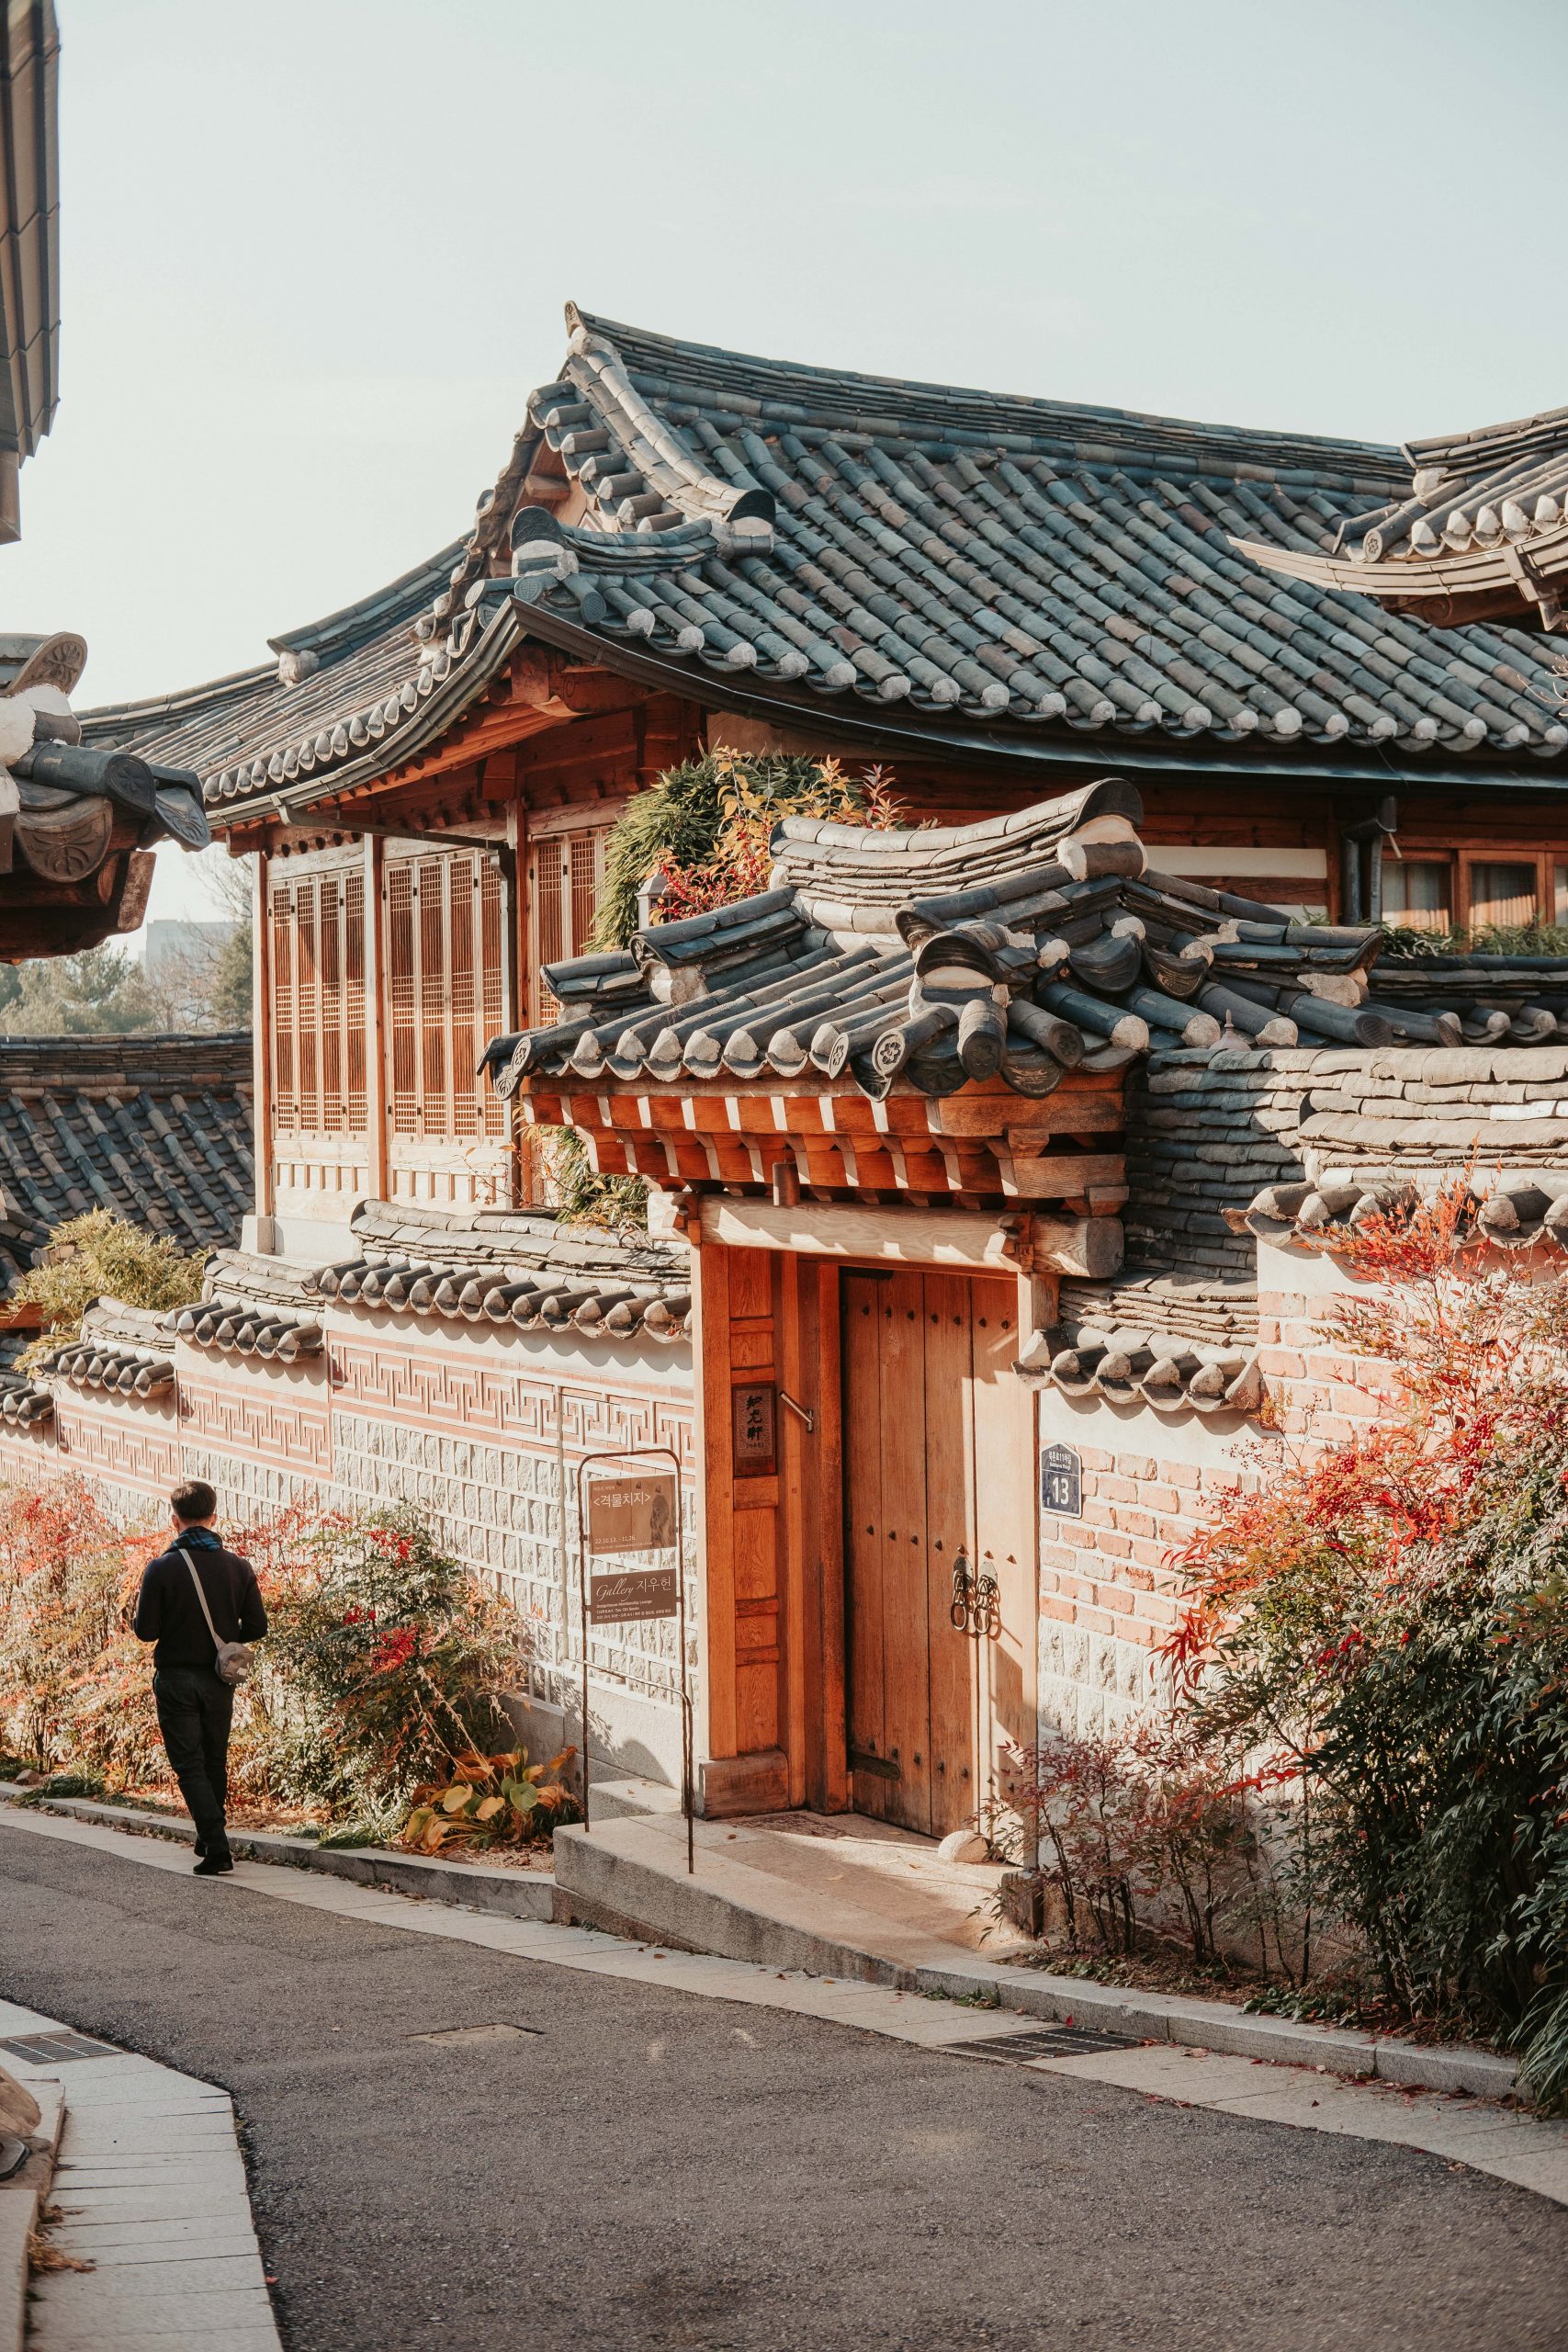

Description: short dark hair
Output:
[170,1479,218,1524]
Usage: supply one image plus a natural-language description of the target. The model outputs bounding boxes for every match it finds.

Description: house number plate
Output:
[1040,1442,1082,1518]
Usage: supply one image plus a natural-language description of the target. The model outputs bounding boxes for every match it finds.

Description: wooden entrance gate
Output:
[841,1269,1033,1838]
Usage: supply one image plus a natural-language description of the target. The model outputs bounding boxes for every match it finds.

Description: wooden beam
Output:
[252,849,275,1224]
[671,1195,1030,1268]
[930,1093,1123,1137]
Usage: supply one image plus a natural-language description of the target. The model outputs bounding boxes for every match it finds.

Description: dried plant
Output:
[12,1210,208,1366]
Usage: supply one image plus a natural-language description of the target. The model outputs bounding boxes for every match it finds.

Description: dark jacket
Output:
[132,1526,267,1671]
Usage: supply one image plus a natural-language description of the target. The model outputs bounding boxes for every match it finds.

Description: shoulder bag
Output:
[177,1544,253,1688]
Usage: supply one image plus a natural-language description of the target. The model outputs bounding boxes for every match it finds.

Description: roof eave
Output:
[205,602,523,832]
[511,595,1568,798]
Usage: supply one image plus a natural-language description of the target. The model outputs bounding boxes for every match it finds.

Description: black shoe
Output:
[193,1836,206,1860]
[193,1851,233,1877]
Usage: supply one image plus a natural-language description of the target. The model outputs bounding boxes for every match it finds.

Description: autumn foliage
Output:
[1168,1182,1568,2099]
[0,1487,532,1840]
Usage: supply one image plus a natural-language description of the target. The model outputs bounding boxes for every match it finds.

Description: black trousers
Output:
[152,1667,234,1848]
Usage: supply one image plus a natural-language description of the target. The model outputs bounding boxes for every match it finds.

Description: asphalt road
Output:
[3,1825,1566,2352]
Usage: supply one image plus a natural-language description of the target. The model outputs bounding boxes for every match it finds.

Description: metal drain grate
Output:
[947,2023,1144,2064]
[0,2030,122,2065]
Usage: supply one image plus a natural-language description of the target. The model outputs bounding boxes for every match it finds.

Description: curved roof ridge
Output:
[573,306,1404,488]
[564,303,773,532]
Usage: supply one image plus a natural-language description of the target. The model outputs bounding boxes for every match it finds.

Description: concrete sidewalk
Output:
[4,1783,1526,2105]
[0,1996,280,2352]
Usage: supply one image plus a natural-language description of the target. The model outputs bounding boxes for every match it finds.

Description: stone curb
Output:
[548,1825,1522,2103]
[0,1788,1519,2105]
[0,2183,36,2352]
[0,1788,554,1924]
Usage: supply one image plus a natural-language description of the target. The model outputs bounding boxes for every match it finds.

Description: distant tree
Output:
[209,919,253,1028]
[0,946,158,1036]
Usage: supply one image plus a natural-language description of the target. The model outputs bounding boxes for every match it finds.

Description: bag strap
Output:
[176,1541,226,1657]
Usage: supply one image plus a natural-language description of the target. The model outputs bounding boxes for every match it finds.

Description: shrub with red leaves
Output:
[1169,1181,1568,2101]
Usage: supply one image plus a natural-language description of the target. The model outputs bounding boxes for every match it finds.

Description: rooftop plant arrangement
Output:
[591,746,900,953]
[546,748,903,1229]
[1376,921,1568,959]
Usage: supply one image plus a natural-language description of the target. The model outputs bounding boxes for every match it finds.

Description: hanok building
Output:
[17,307,1568,1824]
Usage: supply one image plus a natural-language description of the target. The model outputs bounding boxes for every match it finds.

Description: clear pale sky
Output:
[11,0,1568,928]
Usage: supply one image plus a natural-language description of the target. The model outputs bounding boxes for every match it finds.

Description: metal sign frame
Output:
[574,1445,694,1875]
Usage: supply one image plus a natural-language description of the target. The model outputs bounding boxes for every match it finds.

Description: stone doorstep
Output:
[1,1788,1519,2109]
[0,1786,554,1924]
[549,1816,1521,2105]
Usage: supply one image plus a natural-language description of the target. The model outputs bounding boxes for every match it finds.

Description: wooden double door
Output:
[841,1269,1034,1838]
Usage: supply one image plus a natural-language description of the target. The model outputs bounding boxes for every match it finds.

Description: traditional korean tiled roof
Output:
[81,543,518,820]
[0,1370,51,1427]
[304,1198,692,1342]
[91,308,1568,826]
[485,779,1568,1109]
[36,1298,175,1396]
[0,1033,254,1299]
[1238,1170,1568,1256]
[164,1249,323,1361]
[0,632,209,954]
[1016,1271,1262,1415]
[1234,401,1568,635]
[497,311,1568,763]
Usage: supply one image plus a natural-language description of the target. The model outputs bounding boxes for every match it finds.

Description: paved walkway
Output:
[4,1801,1566,2201]
[2,1805,1566,2351]
[1,1994,280,2351]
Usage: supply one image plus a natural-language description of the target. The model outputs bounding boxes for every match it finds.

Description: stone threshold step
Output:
[0,1787,556,1925]
[549,1815,1521,2105]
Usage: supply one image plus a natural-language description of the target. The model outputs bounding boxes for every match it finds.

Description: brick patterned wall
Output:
[1258,1288,1397,1443]
[1032,1233,1408,1737]
[1037,1437,1235,1736]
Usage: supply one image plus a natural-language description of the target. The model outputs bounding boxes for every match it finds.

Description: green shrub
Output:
[14,1210,208,1366]
[592,748,896,950]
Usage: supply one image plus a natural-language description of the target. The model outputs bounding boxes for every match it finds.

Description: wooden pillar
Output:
[780,1252,810,1809]
[251,848,274,1224]
[798,1257,848,1813]
[510,793,534,1203]
[691,1237,790,1816]
[692,1236,736,1775]
[363,832,389,1204]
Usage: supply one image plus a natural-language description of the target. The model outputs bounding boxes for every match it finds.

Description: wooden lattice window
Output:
[386,848,506,1140]
[529,825,608,1023]
[269,865,367,1136]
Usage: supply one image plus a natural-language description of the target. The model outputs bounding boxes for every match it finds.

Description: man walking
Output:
[132,1481,267,1877]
